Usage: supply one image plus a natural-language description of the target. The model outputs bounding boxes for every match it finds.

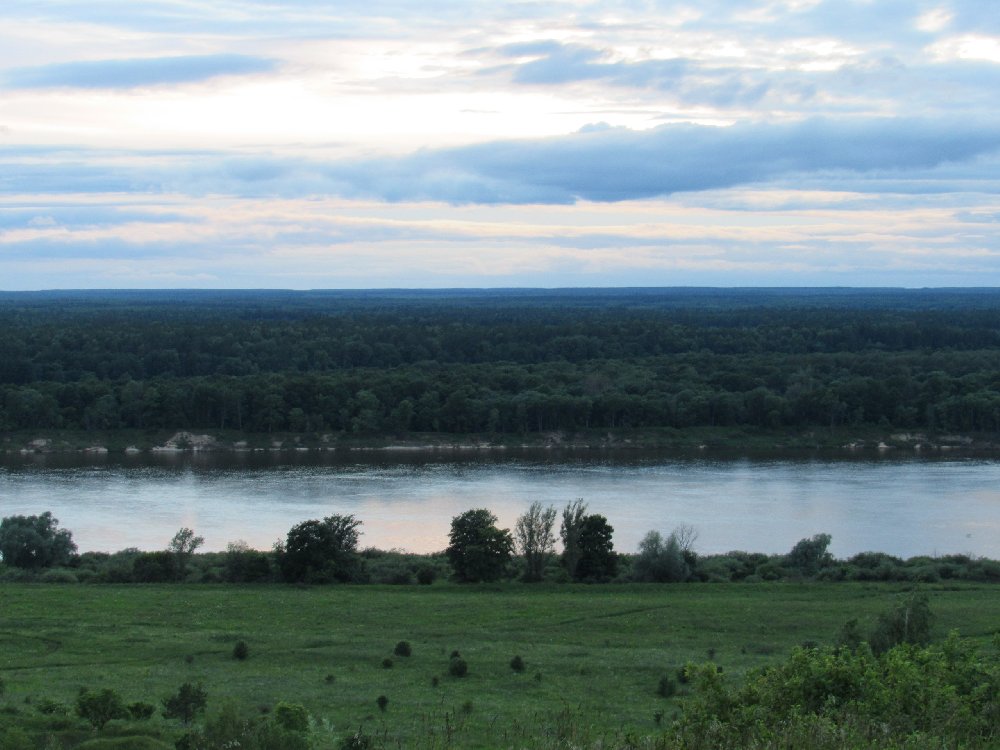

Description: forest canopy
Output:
[1,288,998,435]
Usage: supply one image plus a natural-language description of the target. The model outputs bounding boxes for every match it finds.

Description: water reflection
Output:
[1,450,998,558]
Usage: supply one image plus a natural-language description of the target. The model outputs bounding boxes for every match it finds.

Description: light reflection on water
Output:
[1,449,998,558]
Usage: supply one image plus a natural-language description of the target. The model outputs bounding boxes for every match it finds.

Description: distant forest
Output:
[1,288,999,435]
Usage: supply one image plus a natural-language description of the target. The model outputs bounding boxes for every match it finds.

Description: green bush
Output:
[128,701,155,720]
[393,640,412,657]
[162,682,207,725]
[510,655,525,673]
[39,568,78,583]
[376,694,388,712]
[448,657,468,678]
[233,640,249,660]
[668,633,999,749]
[273,701,309,732]
[657,674,677,697]
[415,565,437,585]
[76,687,128,729]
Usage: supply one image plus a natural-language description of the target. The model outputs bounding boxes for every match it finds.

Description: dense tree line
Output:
[1,289,999,435]
[3,511,998,586]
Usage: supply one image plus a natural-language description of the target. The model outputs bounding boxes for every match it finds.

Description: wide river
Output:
[1,449,998,559]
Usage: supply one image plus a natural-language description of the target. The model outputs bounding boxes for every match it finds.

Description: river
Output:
[1,449,998,559]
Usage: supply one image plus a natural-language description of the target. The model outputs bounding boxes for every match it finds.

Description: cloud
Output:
[3,118,999,205]
[322,117,1000,204]
[3,54,276,89]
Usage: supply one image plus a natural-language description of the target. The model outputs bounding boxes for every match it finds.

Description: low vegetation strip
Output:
[0,583,997,748]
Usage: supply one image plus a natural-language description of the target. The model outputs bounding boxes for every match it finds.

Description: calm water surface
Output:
[1,450,998,558]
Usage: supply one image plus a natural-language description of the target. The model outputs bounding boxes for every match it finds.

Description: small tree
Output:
[870,591,934,654]
[575,513,617,581]
[76,687,128,730]
[0,512,76,569]
[633,527,694,583]
[559,499,587,578]
[784,533,833,577]
[515,502,557,582]
[168,527,204,579]
[162,682,207,726]
[446,509,513,583]
[279,515,362,583]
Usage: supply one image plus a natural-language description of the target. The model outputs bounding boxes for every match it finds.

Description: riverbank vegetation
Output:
[2,289,999,448]
[3,510,998,587]
[0,583,997,748]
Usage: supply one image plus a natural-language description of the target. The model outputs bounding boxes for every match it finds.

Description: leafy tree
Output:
[446,508,513,583]
[784,533,833,576]
[162,682,207,726]
[632,528,692,583]
[0,512,76,569]
[575,514,617,581]
[168,527,204,579]
[279,514,362,583]
[559,499,587,579]
[76,687,128,730]
[514,502,557,582]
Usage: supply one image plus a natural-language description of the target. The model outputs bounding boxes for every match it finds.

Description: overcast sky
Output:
[2,0,999,289]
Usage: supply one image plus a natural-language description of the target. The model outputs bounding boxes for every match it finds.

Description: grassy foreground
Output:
[1,582,998,748]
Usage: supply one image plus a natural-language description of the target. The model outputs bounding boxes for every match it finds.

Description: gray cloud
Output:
[3,54,276,89]
[3,118,999,204]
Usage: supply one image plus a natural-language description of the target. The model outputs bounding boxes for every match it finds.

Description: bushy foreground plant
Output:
[666,633,1000,749]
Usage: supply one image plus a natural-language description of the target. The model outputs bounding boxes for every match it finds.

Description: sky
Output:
[2,0,1000,289]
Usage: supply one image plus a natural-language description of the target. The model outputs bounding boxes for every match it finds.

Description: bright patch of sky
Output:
[1,0,999,288]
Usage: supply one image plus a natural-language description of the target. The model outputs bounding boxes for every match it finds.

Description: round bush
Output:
[510,655,525,673]
[416,566,437,585]
[376,695,388,712]
[394,640,412,657]
[382,657,393,669]
[448,657,468,678]
[232,640,249,661]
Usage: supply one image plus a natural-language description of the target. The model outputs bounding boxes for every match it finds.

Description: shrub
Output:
[273,701,309,732]
[76,687,128,730]
[510,655,525,673]
[39,568,78,583]
[233,640,249,661]
[162,682,207,725]
[657,675,677,697]
[448,657,468,677]
[381,658,393,669]
[393,640,412,657]
[36,698,67,715]
[128,701,155,720]
[376,695,388,712]
[416,565,437,585]
[869,591,933,654]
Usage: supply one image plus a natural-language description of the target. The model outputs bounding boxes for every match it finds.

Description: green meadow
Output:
[1,582,998,748]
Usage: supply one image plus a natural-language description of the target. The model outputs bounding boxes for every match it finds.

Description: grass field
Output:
[1,582,998,748]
